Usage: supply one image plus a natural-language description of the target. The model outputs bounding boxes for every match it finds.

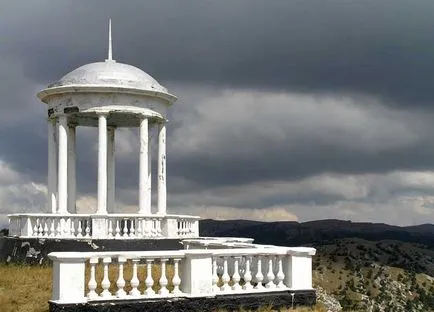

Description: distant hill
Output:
[200,219,434,311]
[200,219,434,249]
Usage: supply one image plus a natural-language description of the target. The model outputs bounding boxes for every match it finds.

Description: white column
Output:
[107,127,115,213]
[67,125,76,214]
[157,121,166,215]
[97,113,108,214]
[148,122,152,212]
[57,115,68,214]
[139,118,150,214]
[48,118,57,214]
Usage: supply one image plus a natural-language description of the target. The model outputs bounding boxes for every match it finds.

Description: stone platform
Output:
[49,290,316,312]
[0,237,182,264]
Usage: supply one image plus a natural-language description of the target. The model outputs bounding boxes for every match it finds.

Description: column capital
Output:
[96,111,110,117]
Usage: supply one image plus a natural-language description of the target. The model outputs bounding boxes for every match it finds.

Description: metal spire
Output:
[107,18,114,62]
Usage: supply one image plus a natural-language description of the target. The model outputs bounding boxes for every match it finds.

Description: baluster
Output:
[212,257,219,292]
[232,256,241,291]
[108,219,113,238]
[122,219,129,238]
[115,219,121,238]
[100,257,112,297]
[87,257,99,298]
[49,219,55,237]
[172,258,181,295]
[158,259,169,295]
[129,220,135,238]
[43,218,49,237]
[116,256,127,298]
[144,259,155,296]
[129,259,140,296]
[56,218,62,237]
[84,220,91,238]
[176,221,181,236]
[33,218,39,237]
[63,218,70,237]
[160,219,163,236]
[275,256,285,288]
[189,221,194,234]
[220,256,231,292]
[76,220,83,238]
[184,220,188,236]
[137,219,143,238]
[70,218,76,237]
[37,218,42,237]
[152,219,158,237]
[254,256,264,289]
[179,220,184,237]
[242,256,253,290]
[149,219,155,237]
[143,219,150,237]
[266,256,276,289]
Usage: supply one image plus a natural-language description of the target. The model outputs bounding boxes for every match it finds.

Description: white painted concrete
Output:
[97,114,108,214]
[8,213,199,239]
[57,115,68,214]
[157,122,166,215]
[48,245,316,303]
[67,125,76,214]
[147,122,152,213]
[48,118,57,214]
[139,117,150,214]
[181,250,214,295]
[51,256,87,303]
[107,127,115,213]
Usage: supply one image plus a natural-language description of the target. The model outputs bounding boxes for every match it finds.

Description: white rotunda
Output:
[8,21,199,239]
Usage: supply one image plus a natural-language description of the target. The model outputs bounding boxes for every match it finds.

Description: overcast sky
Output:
[1,0,434,226]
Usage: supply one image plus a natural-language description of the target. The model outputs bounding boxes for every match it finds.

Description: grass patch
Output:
[0,264,323,312]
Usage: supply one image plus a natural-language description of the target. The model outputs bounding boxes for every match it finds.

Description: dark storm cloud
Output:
[3,0,434,197]
[2,1,434,106]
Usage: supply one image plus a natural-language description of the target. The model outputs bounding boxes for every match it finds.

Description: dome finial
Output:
[106,18,114,62]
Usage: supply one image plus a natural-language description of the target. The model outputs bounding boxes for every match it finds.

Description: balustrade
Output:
[106,216,163,239]
[8,214,199,239]
[48,246,316,304]
[9,214,92,238]
[212,252,288,293]
[79,251,186,300]
[177,219,197,237]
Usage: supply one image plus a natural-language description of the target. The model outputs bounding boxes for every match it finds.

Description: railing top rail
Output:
[209,247,316,256]
[48,245,316,261]
[8,213,201,219]
[48,250,187,261]
[8,213,93,218]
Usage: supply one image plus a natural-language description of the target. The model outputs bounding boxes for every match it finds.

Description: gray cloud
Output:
[3,1,434,105]
[1,1,434,225]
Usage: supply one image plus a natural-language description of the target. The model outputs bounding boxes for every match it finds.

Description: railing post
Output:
[91,215,107,239]
[283,249,315,290]
[180,250,213,295]
[49,252,87,303]
[162,216,178,238]
[192,219,200,237]
[8,216,20,237]
[21,216,34,237]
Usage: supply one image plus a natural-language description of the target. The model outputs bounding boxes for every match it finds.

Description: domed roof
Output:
[38,21,176,104]
[48,61,169,94]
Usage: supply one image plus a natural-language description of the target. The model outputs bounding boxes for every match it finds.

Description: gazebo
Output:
[8,21,199,240]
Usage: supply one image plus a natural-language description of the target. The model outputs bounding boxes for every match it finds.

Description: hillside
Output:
[200,219,434,311]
